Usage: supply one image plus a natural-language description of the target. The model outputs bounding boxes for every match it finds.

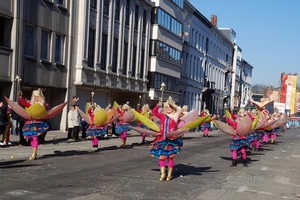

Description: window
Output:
[147,72,179,92]
[103,0,109,15]
[88,29,95,67]
[151,40,181,65]
[171,0,184,9]
[132,46,137,76]
[24,25,35,58]
[125,0,130,25]
[155,8,182,36]
[134,5,139,30]
[55,34,64,64]
[112,38,118,73]
[57,0,63,6]
[41,30,50,60]
[100,33,107,70]
[142,10,147,34]
[90,0,97,9]
[0,16,11,48]
[122,42,128,75]
[140,49,145,79]
[115,0,120,20]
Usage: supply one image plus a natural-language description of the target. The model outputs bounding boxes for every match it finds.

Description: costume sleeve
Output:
[152,104,163,120]
[248,113,255,121]
[231,113,237,120]
[19,96,31,108]
[226,118,237,130]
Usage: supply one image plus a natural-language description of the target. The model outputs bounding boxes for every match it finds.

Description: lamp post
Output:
[91,91,95,105]
[160,82,165,101]
[139,95,142,105]
[15,75,22,102]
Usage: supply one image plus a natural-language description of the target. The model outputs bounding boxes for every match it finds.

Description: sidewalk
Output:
[0,129,142,161]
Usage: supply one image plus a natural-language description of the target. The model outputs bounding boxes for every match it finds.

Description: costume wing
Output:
[5,96,31,120]
[166,128,189,137]
[180,115,210,130]
[113,101,119,109]
[179,109,199,124]
[77,108,93,125]
[106,109,114,121]
[105,109,120,124]
[260,119,277,130]
[250,100,274,111]
[225,110,233,120]
[214,120,236,136]
[271,118,287,129]
[251,114,260,130]
[130,126,161,136]
[131,109,160,132]
[42,102,67,120]
[255,118,267,130]
[123,110,135,123]
[236,115,252,136]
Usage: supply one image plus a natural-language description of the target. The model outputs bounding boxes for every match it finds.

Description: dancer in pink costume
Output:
[138,104,151,145]
[115,104,131,148]
[151,97,182,181]
[11,89,66,160]
[86,104,103,151]
[200,109,211,138]
[225,108,250,167]
[247,109,261,151]
[270,113,280,144]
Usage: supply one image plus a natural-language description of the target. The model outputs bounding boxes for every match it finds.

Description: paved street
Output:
[1,128,300,200]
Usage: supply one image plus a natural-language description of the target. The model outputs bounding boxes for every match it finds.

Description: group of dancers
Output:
[3,90,287,182]
[219,105,286,167]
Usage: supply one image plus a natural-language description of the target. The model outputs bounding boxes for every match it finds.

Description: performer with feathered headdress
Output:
[7,89,67,160]
[115,103,132,148]
[150,96,183,181]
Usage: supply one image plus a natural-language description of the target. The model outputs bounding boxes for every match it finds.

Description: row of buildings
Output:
[0,0,253,130]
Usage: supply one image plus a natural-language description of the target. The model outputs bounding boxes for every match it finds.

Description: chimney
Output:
[210,15,217,26]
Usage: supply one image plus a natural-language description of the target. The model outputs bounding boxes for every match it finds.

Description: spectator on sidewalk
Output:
[67,105,75,141]
[0,100,10,146]
[72,105,80,141]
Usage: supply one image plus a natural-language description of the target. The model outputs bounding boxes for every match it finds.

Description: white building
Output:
[180,4,234,114]
[72,0,154,110]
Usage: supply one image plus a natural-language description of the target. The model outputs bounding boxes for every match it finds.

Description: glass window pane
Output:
[24,25,34,57]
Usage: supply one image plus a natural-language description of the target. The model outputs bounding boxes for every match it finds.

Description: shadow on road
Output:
[151,163,219,180]
[0,159,35,168]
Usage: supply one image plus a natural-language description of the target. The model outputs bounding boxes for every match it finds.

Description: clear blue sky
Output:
[190,0,300,87]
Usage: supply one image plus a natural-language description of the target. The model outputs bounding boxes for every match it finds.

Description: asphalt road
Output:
[1,129,300,200]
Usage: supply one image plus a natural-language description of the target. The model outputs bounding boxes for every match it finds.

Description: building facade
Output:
[72,0,153,111]
[0,0,254,130]
[0,0,72,130]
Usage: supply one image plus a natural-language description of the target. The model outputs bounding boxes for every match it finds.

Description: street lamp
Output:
[91,91,95,105]
[160,82,165,101]
[15,75,22,102]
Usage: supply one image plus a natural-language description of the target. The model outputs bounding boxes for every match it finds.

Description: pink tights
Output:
[251,140,260,149]
[92,137,98,147]
[120,131,127,140]
[263,134,269,143]
[232,147,247,160]
[30,136,38,148]
[203,128,209,136]
[141,134,146,140]
[159,158,174,168]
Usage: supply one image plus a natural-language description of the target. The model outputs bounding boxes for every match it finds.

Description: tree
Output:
[251,84,269,94]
